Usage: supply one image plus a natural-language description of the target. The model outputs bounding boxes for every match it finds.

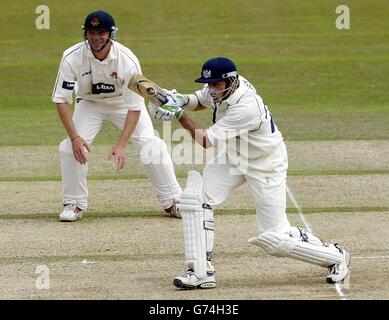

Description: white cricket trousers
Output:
[59,99,182,210]
[203,143,291,234]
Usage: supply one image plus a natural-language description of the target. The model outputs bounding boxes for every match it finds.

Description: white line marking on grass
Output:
[353,256,389,259]
[335,283,348,300]
[286,185,312,233]
[286,185,348,300]
[81,259,95,264]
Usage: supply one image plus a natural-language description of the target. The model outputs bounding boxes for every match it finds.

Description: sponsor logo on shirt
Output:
[82,70,91,77]
[92,83,115,94]
[62,81,75,90]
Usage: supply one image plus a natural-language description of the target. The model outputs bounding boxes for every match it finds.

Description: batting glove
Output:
[148,102,182,121]
[159,103,184,119]
[164,89,189,108]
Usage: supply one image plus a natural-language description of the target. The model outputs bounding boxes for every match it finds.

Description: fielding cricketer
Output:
[52,11,182,221]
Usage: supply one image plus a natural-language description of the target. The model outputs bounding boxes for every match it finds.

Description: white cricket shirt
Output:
[52,41,144,110]
[196,77,287,173]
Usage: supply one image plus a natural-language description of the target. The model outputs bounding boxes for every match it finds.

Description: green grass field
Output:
[0,0,388,301]
[1,0,388,145]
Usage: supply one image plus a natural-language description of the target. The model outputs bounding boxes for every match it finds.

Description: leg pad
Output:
[249,229,343,267]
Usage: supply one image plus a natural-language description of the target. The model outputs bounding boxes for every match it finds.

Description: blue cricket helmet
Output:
[195,57,238,83]
[82,10,118,40]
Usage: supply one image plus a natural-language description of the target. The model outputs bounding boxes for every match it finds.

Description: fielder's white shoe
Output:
[174,270,216,289]
[326,244,351,284]
[59,204,83,222]
[164,200,181,219]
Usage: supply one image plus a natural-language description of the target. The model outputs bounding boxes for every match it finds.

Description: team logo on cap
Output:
[203,70,211,78]
[91,17,100,27]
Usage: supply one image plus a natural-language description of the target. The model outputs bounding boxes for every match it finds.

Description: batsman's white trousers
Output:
[203,143,291,234]
[59,99,182,210]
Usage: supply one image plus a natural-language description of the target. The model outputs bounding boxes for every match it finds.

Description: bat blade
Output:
[128,74,168,105]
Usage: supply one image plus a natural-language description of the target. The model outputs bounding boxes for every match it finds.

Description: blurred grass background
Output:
[1,0,388,145]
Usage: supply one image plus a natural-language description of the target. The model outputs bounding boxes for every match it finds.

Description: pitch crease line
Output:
[353,256,389,259]
[286,185,348,300]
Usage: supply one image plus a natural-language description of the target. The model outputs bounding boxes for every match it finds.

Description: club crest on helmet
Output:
[203,70,211,78]
[90,17,100,27]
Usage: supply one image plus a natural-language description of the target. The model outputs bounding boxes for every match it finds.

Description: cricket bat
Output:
[128,74,168,105]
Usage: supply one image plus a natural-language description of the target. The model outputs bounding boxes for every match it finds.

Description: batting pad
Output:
[249,231,343,267]
[203,204,215,266]
[180,171,207,278]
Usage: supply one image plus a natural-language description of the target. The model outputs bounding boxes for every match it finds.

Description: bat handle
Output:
[155,92,168,105]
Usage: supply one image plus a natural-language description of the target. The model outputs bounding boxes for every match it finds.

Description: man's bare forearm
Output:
[116,110,141,147]
[56,102,79,140]
[178,113,211,149]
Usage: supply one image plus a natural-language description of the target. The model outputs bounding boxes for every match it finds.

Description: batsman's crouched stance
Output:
[151,57,351,289]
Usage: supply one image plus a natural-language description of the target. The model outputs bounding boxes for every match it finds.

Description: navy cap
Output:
[83,10,116,31]
[195,57,238,83]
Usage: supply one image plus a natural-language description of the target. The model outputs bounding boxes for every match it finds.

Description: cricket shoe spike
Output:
[326,244,351,284]
[164,200,181,219]
[173,270,216,289]
[59,204,83,222]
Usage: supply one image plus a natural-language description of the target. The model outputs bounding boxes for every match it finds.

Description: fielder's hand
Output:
[108,145,126,172]
[71,136,91,165]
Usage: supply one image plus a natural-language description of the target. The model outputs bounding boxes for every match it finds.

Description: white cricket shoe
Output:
[59,204,83,222]
[173,270,216,289]
[326,244,351,284]
[164,200,181,219]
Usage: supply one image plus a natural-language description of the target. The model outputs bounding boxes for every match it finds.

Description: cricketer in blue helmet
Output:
[148,57,351,289]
